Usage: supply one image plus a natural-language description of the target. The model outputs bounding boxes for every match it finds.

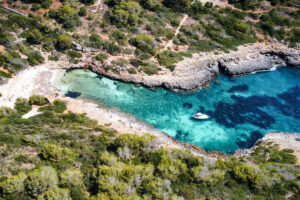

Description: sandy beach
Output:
[0,63,63,108]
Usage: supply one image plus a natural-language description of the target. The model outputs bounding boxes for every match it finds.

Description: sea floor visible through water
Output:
[55,67,300,153]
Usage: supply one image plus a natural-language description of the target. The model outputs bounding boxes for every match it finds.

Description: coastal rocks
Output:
[85,58,219,91]
[278,53,300,67]
[160,59,219,90]
[261,50,300,67]
[163,70,213,90]
[218,46,300,76]
[285,54,300,66]
[218,55,276,75]
[69,42,299,91]
[238,132,300,165]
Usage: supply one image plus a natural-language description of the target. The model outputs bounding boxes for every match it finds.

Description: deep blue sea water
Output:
[56,68,300,153]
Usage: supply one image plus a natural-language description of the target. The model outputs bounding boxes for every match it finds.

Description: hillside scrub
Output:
[0,98,299,199]
[0,0,299,79]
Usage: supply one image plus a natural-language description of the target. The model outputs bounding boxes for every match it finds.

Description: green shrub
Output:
[29,95,49,106]
[56,34,73,50]
[283,149,294,153]
[163,0,192,12]
[42,37,55,52]
[94,125,116,134]
[37,187,71,200]
[26,29,43,44]
[141,64,159,75]
[288,28,300,44]
[70,186,88,200]
[27,51,45,66]
[110,30,127,45]
[131,34,157,55]
[269,150,297,164]
[0,173,27,195]
[112,134,154,155]
[41,0,52,9]
[21,134,42,146]
[25,166,58,196]
[41,144,74,162]
[14,154,30,163]
[53,99,67,113]
[112,58,128,67]
[39,100,67,113]
[31,4,41,12]
[94,53,108,62]
[55,5,77,23]
[156,50,184,70]
[60,169,83,187]
[87,33,103,49]
[166,29,175,40]
[127,67,137,74]
[110,1,141,27]
[0,71,12,78]
[14,98,32,114]
[80,0,96,5]
[78,7,87,16]
[188,40,214,52]
[87,13,94,20]
[67,50,82,59]
[102,41,121,55]
[229,0,262,10]
[130,58,143,67]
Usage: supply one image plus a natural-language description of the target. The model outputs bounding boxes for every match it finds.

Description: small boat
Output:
[193,112,210,120]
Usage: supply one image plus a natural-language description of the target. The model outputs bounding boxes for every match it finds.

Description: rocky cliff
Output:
[70,42,300,91]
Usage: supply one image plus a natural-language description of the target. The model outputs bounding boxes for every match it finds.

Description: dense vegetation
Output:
[0,96,299,199]
[0,0,299,81]
[229,0,300,10]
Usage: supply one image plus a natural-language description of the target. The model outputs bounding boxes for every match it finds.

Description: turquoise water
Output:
[56,68,300,153]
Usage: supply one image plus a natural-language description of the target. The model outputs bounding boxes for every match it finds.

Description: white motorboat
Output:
[193,112,210,120]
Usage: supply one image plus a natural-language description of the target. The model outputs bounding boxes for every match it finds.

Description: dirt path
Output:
[164,14,188,50]
[90,0,107,17]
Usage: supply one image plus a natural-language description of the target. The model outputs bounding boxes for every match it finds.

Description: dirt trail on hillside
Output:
[164,14,188,50]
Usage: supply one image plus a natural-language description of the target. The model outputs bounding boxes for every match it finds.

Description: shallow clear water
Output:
[56,68,300,153]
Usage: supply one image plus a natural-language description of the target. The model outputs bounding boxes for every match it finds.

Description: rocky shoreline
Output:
[68,42,300,91]
[219,49,300,75]
[235,132,300,165]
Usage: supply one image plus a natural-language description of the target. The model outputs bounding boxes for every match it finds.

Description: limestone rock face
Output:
[218,55,275,75]
[68,43,300,91]
[283,53,300,67]
[82,56,220,91]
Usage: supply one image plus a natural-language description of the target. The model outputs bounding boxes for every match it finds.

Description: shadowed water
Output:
[55,68,300,153]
